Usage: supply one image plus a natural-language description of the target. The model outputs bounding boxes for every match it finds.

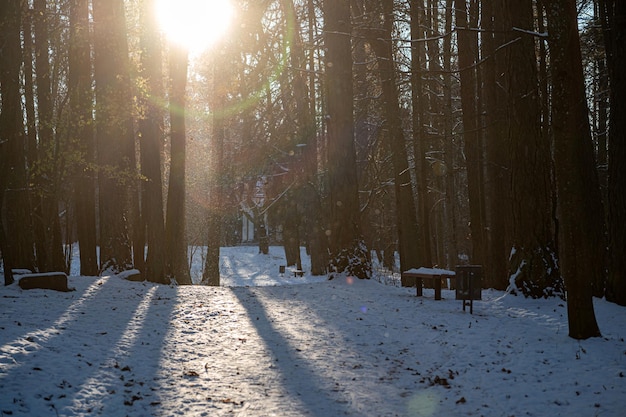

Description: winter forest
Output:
[0,0,625,341]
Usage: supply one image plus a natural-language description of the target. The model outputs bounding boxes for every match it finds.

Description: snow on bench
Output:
[401,267,456,300]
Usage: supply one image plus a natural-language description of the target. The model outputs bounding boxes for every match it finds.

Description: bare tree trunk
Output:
[324,0,370,278]
[454,0,486,267]
[546,0,603,339]
[426,0,443,266]
[203,210,222,286]
[281,197,301,267]
[442,0,458,269]
[165,46,192,284]
[0,0,37,279]
[69,0,98,276]
[481,0,510,290]
[305,0,328,276]
[20,4,39,272]
[505,0,561,298]
[138,0,167,283]
[363,0,422,282]
[594,0,609,208]
[282,0,319,274]
[0,0,17,284]
[32,0,65,273]
[409,0,433,271]
[21,6,38,181]
[92,0,134,274]
[203,57,226,286]
[600,0,626,305]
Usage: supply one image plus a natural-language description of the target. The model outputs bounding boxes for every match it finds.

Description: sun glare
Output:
[155,0,234,53]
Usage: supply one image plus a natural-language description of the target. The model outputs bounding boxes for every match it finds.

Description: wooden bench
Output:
[402,267,456,300]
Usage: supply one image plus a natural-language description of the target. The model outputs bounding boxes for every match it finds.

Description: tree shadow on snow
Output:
[233,286,354,417]
[0,277,176,416]
[232,279,447,417]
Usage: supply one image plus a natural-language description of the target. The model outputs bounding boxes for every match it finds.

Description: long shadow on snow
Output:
[0,278,99,350]
[61,282,178,416]
[0,276,126,377]
[233,286,353,417]
[0,276,143,413]
[0,277,175,416]
[233,279,450,416]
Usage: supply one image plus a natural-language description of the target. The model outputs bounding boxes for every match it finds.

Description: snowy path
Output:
[1,247,625,416]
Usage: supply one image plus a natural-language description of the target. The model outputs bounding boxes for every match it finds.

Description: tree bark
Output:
[32,0,65,273]
[441,0,459,270]
[0,0,37,279]
[165,46,192,284]
[203,57,226,286]
[92,0,134,274]
[305,0,328,276]
[600,0,626,305]
[282,0,319,274]
[546,0,603,339]
[281,196,302,268]
[367,0,422,282]
[505,0,561,298]
[425,0,442,266]
[324,0,370,278]
[69,0,98,276]
[454,0,486,268]
[481,0,511,290]
[409,0,433,271]
[21,7,38,171]
[139,0,167,284]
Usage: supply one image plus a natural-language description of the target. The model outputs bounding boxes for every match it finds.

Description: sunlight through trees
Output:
[1,0,624,338]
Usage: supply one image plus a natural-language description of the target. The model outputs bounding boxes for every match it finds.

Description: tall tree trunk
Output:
[202,57,226,287]
[368,0,422,281]
[20,4,41,272]
[425,0,443,266]
[139,0,167,283]
[0,0,37,280]
[92,0,134,274]
[68,0,98,276]
[0,0,22,285]
[442,0,458,269]
[546,0,603,339]
[33,0,65,273]
[409,0,433,271]
[165,46,192,284]
[203,202,223,286]
[601,0,626,305]
[282,0,319,274]
[305,0,328,276]
[21,6,38,176]
[275,1,303,269]
[594,0,608,202]
[281,196,302,267]
[454,0,486,267]
[324,0,370,278]
[505,0,561,298]
[481,0,510,290]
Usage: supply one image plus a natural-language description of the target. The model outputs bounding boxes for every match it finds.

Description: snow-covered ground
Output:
[1,246,625,416]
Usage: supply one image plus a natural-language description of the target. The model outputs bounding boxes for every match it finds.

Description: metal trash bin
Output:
[455,265,482,314]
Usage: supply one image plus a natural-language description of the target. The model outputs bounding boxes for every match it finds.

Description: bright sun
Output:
[155,0,234,53]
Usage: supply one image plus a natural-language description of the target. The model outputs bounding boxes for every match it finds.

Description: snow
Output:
[404,267,456,276]
[1,246,625,417]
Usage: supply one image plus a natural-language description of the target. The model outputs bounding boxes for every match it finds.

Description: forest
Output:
[0,0,624,340]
